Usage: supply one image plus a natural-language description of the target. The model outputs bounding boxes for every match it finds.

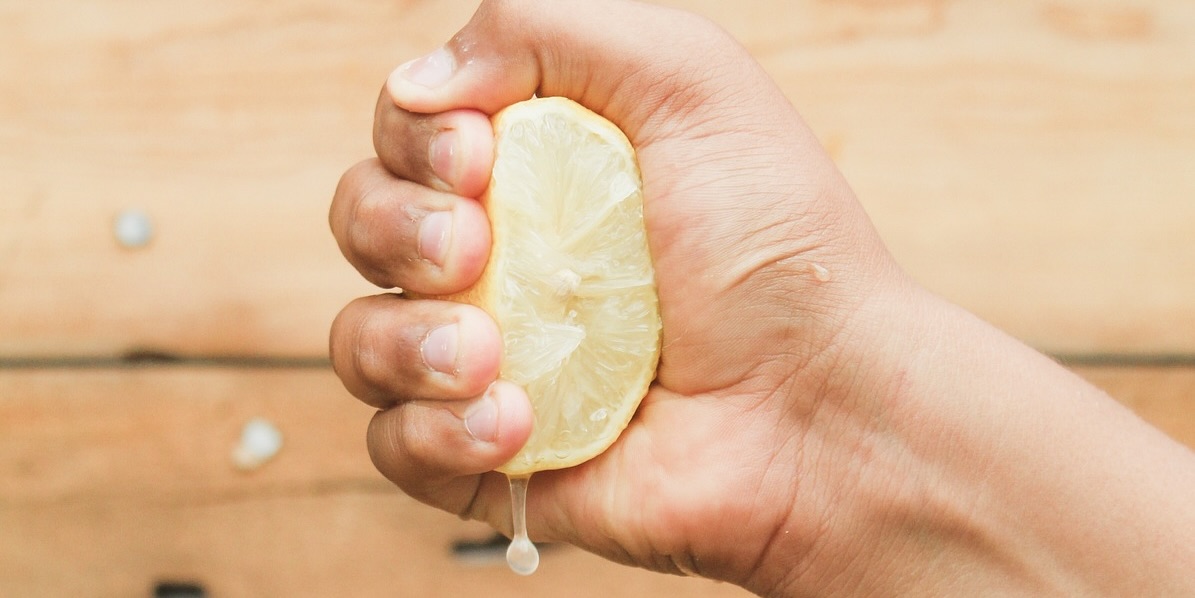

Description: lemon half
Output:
[451,97,661,476]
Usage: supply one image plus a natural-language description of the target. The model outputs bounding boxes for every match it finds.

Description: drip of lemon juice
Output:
[505,474,539,575]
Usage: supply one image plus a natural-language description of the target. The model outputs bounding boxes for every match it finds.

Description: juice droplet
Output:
[506,475,539,575]
[811,263,831,282]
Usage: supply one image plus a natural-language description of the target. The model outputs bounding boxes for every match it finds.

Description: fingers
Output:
[367,380,533,517]
[382,0,752,141]
[372,97,494,199]
[329,294,502,408]
[330,159,490,294]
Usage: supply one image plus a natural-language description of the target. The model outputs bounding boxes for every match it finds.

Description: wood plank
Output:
[1,365,1191,596]
[3,0,1194,356]
[0,367,747,597]
[1,494,752,598]
[0,368,378,504]
[0,0,469,359]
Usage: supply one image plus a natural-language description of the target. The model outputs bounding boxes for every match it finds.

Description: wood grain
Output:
[0,367,748,598]
[1,366,1191,597]
[0,493,751,598]
[2,1,1194,358]
[0,369,377,504]
[0,0,465,359]
[4,3,1191,595]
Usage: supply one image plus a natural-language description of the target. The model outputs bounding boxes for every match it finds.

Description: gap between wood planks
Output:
[3,353,1195,369]
[0,354,331,369]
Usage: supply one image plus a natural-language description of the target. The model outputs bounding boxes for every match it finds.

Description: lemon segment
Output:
[457,97,661,476]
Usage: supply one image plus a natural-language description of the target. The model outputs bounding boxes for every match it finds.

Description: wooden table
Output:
[3,1,1193,596]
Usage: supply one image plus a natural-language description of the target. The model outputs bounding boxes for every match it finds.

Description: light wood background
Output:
[2,1,1193,596]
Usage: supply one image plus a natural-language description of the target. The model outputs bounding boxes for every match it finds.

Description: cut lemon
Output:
[448,97,661,476]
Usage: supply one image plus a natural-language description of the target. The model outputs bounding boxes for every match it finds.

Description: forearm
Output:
[900,292,1195,595]
[755,285,1195,597]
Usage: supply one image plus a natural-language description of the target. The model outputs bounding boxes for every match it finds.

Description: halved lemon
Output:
[448,97,661,476]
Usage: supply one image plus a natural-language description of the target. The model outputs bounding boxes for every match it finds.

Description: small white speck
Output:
[114,209,153,249]
[232,417,284,471]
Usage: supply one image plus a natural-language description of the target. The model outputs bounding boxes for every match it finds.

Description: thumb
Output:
[384,0,768,142]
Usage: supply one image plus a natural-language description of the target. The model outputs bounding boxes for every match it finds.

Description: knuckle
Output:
[333,296,412,404]
[368,404,438,484]
[334,159,380,210]
[345,181,383,258]
[366,409,405,477]
[329,304,379,401]
[373,102,440,185]
[347,183,408,288]
[398,406,439,466]
[351,309,396,392]
[333,162,400,280]
[328,306,354,379]
[331,159,375,237]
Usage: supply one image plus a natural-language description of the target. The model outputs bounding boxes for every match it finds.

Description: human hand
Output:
[330,1,1195,596]
[331,0,903,590]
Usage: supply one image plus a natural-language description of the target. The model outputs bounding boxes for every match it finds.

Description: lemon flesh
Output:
[460,97,661,476]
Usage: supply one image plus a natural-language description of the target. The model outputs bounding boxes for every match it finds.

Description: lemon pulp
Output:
[460,97,661,476]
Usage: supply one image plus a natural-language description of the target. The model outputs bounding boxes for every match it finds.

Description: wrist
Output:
[737,277,936,596]
[749,283,1195,597]
[744,283,1028,596]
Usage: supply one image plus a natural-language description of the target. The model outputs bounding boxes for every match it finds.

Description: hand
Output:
[330,0,898,588]
[330,1,1195,596]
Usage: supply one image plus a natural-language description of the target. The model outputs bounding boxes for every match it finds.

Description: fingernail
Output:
[421,323,458,375]
[391,46,455,90]
[464,390,498,443]
[418,211,452,267]
[429,129,459,187]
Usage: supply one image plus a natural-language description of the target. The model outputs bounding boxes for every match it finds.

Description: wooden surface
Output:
[1,367,1191,598]
[2,1,1194,597]
[3,0,1194,358]
[0,369,749,597]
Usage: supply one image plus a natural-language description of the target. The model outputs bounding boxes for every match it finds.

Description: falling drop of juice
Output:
[506,474,539,575]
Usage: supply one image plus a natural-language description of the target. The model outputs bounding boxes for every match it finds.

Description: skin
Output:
[329,1,1195,595]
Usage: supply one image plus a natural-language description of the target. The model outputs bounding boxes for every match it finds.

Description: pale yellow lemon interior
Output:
[460,96,661,476]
